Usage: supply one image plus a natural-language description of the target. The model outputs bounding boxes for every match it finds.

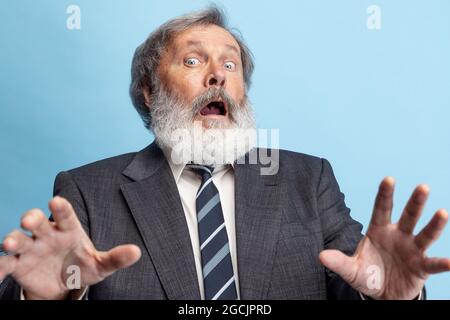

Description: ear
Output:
[142,84,152,109]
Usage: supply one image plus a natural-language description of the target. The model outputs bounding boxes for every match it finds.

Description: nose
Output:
[204,64,226,88]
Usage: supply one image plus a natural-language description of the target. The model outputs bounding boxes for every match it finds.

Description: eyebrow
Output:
[183,40,240,56]
[225,44,240,56]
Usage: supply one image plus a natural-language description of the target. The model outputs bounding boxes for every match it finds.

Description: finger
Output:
[424,257,450,274]
[0,255,18,280]
[398,184,429,234]
[415,209,448,251]
[369,177,395,227]
[2,230,34,255]
[319,250,357,285]
[49,196,81,231]
[96,244,142,278]
[20,209,52,238]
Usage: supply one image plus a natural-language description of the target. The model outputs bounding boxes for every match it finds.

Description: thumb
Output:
[319,249,357,285]
[97,244,142,277]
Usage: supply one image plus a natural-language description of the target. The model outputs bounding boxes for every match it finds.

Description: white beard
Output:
[149,85,257,166]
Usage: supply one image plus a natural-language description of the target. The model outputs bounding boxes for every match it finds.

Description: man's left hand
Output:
[319,177,450,300]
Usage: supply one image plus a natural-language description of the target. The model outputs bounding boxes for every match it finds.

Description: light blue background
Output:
[1,0,449,298]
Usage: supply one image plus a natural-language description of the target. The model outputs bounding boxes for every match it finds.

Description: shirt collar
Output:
[161,146,234,184]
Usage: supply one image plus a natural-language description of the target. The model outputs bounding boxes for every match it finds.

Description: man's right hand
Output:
[0,196,141,300]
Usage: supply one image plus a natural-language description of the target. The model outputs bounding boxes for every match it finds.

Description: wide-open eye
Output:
[185,57,200,66]
[224,61,236,71]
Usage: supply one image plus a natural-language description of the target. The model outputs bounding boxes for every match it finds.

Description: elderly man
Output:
[0,7,449,300]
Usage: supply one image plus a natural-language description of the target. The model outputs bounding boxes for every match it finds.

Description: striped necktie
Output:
[187,164,238,300]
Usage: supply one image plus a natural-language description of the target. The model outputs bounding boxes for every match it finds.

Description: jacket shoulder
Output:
[65,152,137,177]
[278,149,322,163]
[276,148,325,174]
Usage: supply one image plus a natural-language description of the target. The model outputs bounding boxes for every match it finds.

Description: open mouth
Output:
[199,100,227,117]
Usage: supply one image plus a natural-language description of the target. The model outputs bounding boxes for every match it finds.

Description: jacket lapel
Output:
[120,142,201,299]
[234,149,284,299]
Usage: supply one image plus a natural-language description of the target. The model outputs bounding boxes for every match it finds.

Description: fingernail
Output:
[4,238,15,250]
[53,198,64,211]
[417,193,427,203]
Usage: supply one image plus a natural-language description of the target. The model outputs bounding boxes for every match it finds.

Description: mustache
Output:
[190,88,239,120]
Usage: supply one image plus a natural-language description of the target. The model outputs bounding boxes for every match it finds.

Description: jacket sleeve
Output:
[317,158,364,299]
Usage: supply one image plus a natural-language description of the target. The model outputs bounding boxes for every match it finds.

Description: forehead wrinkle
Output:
[178,39,240,55]
[225,44,240,56]
[185,40,204,48]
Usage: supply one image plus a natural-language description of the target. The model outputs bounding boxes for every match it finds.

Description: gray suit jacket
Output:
[0,142,364,299]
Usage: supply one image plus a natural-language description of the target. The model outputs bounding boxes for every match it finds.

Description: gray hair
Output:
[129,6,255,129]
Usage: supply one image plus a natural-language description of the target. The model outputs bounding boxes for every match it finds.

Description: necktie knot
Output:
[187,164,214,181]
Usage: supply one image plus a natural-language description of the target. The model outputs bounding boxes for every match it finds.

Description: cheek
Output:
[228,75,246,102]
[174,72,204,100]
